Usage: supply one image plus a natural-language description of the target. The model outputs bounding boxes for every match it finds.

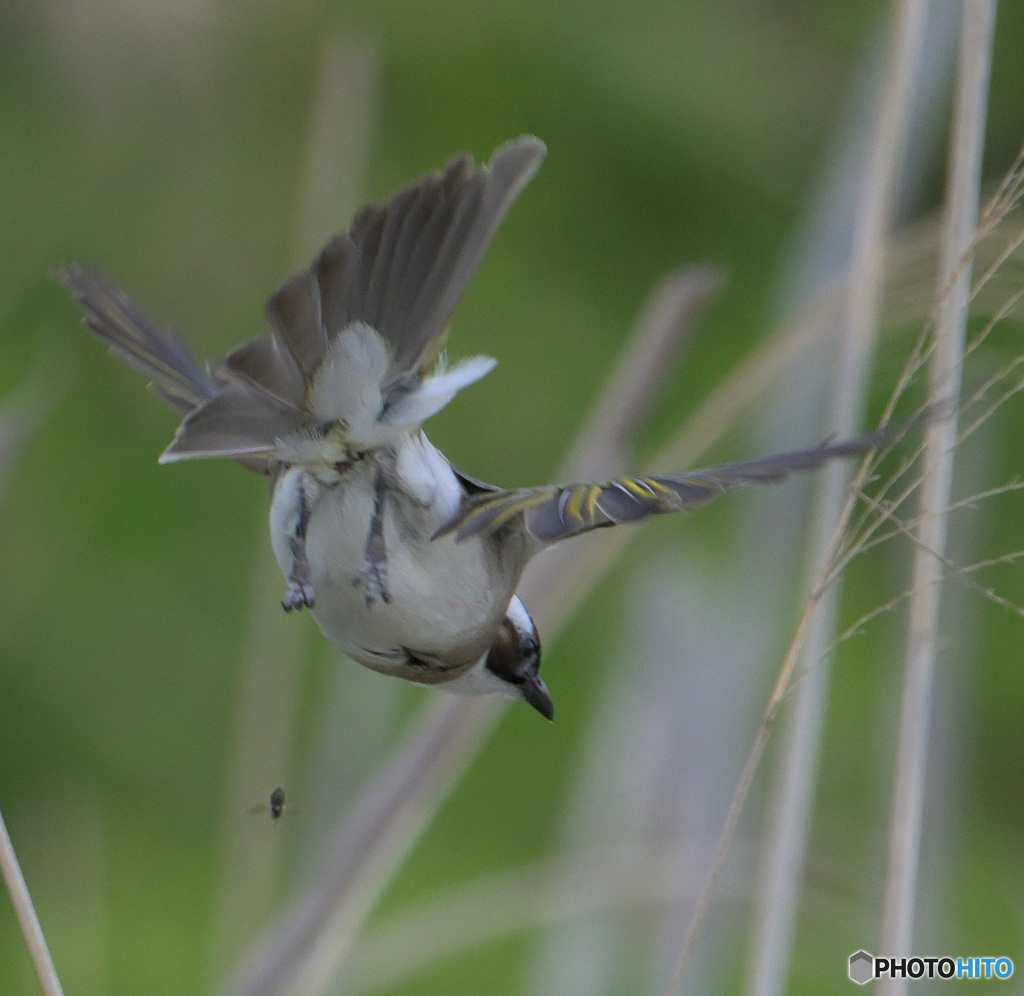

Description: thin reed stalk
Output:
[0,808,65,996]
[0,375,67,996]
[879,5,997,991]
[740,4,928,994]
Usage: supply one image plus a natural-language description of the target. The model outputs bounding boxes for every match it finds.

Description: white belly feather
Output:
[269,435,512,671]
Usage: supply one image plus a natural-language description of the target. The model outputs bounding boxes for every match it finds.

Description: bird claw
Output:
[282,579,315,612]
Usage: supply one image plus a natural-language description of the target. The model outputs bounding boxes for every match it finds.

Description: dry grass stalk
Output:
[878,6,996,990]
[0,809,65,996]
[0,375,67,996]
[740,3,929,994]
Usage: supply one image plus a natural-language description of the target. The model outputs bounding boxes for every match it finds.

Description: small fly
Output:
[249,786,295,820]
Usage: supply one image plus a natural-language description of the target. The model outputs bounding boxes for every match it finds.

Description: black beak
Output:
[522,674,555,721]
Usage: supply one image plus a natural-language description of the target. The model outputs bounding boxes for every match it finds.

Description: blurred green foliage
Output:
[3,1,1024,994]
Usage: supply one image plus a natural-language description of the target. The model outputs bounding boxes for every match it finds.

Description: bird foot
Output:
[282,578,315,612]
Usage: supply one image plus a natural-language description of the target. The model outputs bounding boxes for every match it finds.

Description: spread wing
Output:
[60,262,308,468]
[61,137,547,467]
[59,265,219,414]
[264,136,547,390]
[436,429,895,545]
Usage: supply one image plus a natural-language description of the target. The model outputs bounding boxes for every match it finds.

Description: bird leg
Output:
[281,471,317,612]
[353,468,392,607]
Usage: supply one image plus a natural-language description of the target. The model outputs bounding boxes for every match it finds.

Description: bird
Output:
[60,135,904,721]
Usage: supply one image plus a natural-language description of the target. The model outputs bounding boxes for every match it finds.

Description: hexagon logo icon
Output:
[849,950,874,985]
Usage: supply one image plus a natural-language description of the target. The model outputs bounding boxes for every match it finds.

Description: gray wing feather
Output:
[436,426,901,545]
[160,379,300,463]
[62,137,546,467]
[58,264,217,413]
[391,142,542,378]
[59,265,303,470]
[264,269,328,380]
[267,136,546,386]
[219,336,306,408]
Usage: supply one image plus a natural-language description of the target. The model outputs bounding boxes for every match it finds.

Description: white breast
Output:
[269,434,515,670]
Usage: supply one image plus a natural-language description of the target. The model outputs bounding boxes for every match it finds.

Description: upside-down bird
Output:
[61,136,900,720]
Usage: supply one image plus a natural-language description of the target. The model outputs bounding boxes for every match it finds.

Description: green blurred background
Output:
[3,1,1024,994]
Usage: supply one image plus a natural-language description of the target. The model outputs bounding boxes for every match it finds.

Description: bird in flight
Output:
[61,136,901,720]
